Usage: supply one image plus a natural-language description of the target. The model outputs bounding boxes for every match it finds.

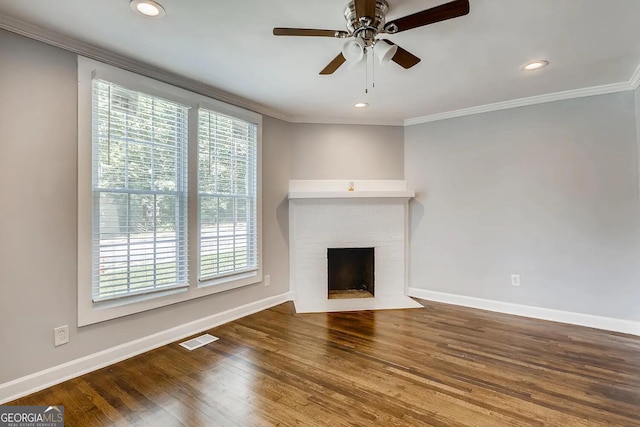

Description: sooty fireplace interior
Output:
[327,247,374,299]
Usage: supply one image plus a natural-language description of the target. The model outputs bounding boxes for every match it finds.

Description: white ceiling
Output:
[1,0,639,124]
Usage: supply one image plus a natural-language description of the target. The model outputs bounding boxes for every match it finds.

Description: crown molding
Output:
[404,79,635,126]
[1,12,639,127]
[630,63,640,90]
[288,115,404,126]
[0,13,292,123]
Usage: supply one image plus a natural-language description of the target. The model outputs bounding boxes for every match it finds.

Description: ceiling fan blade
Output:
[384,0,469,33]
[381,40,421,69]
[273,28,349,38]
[320,53,347,75]
[355,0,377,20]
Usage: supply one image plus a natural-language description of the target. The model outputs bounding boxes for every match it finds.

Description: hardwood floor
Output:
[10,300,640,426]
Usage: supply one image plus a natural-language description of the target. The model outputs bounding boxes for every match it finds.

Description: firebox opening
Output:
[327,247,374,299]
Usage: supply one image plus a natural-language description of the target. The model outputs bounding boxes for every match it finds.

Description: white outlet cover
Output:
[54,325,69,347]
[511,274,521,287]
[180,334,218,351]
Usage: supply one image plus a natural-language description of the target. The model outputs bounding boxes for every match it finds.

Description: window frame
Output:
[78,57,262,326]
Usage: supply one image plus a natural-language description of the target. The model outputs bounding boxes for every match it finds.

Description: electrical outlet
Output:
[264,274,271,287]
[54,325,69,347]
[511,274,521,287]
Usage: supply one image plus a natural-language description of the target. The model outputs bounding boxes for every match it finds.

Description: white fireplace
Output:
[289,180,423,313]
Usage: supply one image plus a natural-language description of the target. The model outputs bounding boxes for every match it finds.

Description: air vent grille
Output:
[179,333,219,351]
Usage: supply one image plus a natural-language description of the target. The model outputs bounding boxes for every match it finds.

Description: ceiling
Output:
[1,0,639,125]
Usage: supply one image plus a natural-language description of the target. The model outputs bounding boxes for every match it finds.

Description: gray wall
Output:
[3,23,638,387]
[290,123,404,179]
[0,29,292,384]
[405,92,640,322]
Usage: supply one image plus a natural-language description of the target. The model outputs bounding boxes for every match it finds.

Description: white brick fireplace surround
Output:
[289,180,423,313]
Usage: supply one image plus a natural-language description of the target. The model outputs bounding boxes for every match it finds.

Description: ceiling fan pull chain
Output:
[372,45,376,89]
[365,51,368,94]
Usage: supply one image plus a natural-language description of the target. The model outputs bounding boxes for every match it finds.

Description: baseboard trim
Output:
[408,288,640,336]
[0,292,293,404]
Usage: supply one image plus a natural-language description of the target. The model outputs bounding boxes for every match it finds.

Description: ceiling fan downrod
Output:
[344,0,389,45]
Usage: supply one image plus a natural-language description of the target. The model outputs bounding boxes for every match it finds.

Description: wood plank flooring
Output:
[9,299,640,426]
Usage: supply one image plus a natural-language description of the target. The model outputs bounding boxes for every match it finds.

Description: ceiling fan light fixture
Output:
[374,41,398,65]
[522,60,549,71]
[342,37,366,63]
[130,0,165,18]
[354,102,369,108]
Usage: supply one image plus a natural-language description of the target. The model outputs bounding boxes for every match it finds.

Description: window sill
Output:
[78,271,262,326]
[92,284,190,308]
[198,270,260,294]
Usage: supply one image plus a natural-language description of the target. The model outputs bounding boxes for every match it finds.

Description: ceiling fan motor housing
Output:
[344,0,389,44]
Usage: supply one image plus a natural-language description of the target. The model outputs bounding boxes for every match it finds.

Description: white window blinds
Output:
[198,109,258,281]
[92,79,189,301]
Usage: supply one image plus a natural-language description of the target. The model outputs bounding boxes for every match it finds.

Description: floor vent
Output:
[179,333,219,351]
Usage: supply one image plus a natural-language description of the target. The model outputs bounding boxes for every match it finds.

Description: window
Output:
[78,57,262,326]
[198,110,258,281]
[92,80,189,301]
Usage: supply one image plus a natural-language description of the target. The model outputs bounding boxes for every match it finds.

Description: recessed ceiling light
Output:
[522,60,549,71]
[354,102,369,108]
[130,0,165,18]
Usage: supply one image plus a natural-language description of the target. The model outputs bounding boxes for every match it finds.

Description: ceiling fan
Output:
[273,0,470,75]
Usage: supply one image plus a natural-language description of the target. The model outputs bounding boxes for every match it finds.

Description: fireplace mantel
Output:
[288,180,415,200]
[288,180,422,313]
